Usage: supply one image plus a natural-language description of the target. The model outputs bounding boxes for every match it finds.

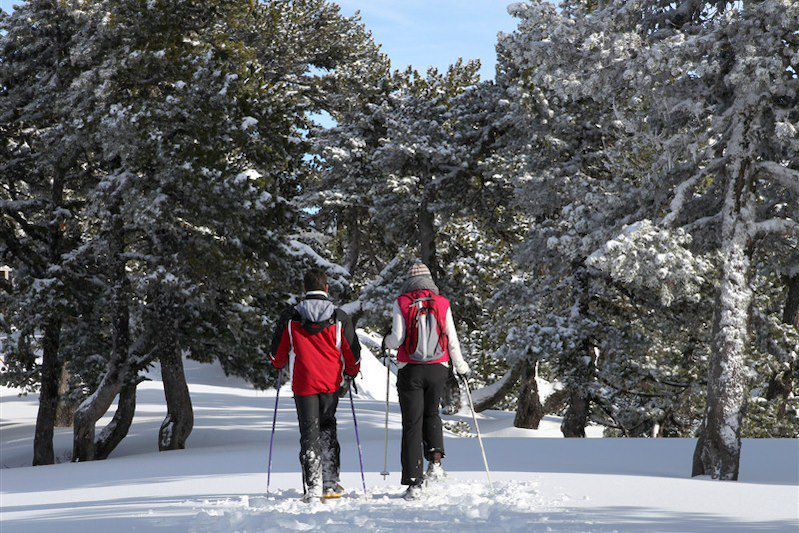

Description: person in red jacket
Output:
[270,268,361,502]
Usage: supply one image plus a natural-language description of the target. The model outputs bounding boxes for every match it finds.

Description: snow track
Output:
[191,480,553,532]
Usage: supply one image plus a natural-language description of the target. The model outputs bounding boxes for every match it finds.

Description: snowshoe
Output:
[323,482,345,500]
[403,483,423,501]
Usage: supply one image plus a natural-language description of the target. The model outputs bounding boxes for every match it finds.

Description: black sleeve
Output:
[337,309,361,364]
[269,307,296,358]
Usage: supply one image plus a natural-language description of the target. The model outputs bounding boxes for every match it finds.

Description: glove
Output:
[455,363,471,379]
[380,339,394,365]
[344,374,359,394]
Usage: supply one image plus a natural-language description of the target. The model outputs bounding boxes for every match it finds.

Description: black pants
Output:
[294,393,340,491]
[397,363,448,485]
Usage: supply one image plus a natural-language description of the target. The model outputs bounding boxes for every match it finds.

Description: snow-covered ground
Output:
[1,334,797,532]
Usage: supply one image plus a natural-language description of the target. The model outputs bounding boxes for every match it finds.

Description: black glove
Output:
[344,374,359,394]
[381,339,394,365]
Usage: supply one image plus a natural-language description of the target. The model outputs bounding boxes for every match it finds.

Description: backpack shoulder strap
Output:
[288,320,295,356]
[285,308,302,355]
[335,315,342,352]
[403,300,420,354]
[431,296,449,350]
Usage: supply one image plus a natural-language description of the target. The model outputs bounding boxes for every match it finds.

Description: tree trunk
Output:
[344,214,361,275]
[94,376,141,460]
[560,267,595,438]
[159,346,193,450]
[419,197,439,277]
[514,360,545,429]
[561,389,590,438]
[561,340,595,438]
[33,170,65,466]
[33,316,62,466]
[73,363,129,461]
[55,365,76,427]
[73,208,130,462]
[784,270,799,328]
[692,171,753,481]
[474,361,524,412]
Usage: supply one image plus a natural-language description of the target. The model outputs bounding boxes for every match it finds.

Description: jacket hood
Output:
[295,297,335,323]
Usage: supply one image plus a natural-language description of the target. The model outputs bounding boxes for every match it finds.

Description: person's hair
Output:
[303,268,328,292]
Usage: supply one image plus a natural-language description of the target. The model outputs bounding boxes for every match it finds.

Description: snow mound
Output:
[353,329,398,402]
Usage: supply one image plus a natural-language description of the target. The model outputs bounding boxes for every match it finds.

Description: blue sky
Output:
[336,0,517,81]
[1,0,517,81]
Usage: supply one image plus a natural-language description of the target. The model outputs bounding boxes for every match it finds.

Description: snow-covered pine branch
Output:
[750,218,799,238]
[755,161,799,196]
[662,173,702,227]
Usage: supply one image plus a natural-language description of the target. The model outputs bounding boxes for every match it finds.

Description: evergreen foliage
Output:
[1,0,795,478]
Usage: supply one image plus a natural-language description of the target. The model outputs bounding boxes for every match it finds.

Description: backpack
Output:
[404,297,446,363]
[299,314,335,336]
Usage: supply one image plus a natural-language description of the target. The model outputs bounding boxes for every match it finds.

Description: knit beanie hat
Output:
[402,262,438,295]
[407,262,431,278]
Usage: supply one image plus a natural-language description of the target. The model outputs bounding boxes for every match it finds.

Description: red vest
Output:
[396,290,451,365]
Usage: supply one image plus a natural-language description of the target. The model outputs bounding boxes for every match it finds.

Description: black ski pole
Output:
[380,340,391,479]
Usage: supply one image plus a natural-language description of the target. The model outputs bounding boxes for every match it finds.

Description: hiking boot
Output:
[425,451,445,482]
[403,483,423,501]
[302,485,323,503]
[425,461,446,482]
[323,482,345,499]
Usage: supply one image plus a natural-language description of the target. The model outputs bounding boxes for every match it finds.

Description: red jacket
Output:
[270,293,360,397]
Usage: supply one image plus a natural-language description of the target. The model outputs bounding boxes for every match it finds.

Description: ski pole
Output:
[348,382,368,494]
[380,343,390,479]
[461,374,492,490]
[267,368,283,494]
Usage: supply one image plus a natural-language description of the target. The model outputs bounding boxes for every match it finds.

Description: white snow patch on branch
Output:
[234,169,262,184]
[241,117,258,130]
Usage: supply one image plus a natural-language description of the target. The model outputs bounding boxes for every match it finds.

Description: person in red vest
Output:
[383,262,470,500]
[270,268,361,502]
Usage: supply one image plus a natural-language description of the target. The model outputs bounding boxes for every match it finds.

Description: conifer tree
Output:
[2,0,388,461]
[499,0,798,475]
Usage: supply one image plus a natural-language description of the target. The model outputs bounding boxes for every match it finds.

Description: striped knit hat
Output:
[407,262,431,278]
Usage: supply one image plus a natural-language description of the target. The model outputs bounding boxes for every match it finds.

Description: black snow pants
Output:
[294,392,341,492]
[397,363,448,485]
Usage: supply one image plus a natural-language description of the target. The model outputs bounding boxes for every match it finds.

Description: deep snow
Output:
[1,332,797,532]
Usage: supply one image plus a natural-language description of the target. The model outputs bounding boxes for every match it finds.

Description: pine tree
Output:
[0,0,96,465]
[499,0,798,474]
[3,0,389,461]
